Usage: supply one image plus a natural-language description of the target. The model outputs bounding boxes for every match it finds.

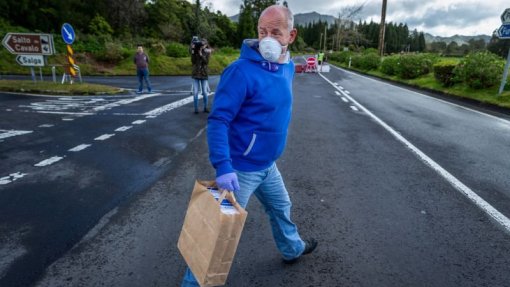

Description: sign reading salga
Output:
[2,33,54,55]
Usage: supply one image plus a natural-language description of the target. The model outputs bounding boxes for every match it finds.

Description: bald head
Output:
[257,5,297,47]
[259,5,294,31]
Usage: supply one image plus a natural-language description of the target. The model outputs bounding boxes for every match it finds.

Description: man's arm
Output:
[207,64,247,177]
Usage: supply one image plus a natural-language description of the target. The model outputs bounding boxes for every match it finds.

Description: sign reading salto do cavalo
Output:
[2,33,54,55]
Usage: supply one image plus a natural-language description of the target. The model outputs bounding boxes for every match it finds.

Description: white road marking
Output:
[350,105,359,111]
[0,172,27,185]
[62,118,74,121]
[319,72,510,234]
[115,126,132,132]
[0,130,33,139]
[95,134,115,141]
[330,65,510,126]
[344,90,350,94]
[68,144,91,152]
[143,96,195,118]
[34,156,64,167]
[335,91,341,96]
[36,111,94,115]
[38,124,54,128]
[92,94,160,112]
[132,120,146,125]
[341,97,349,103]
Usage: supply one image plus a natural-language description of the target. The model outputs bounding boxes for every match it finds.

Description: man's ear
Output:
[288,28,298,44]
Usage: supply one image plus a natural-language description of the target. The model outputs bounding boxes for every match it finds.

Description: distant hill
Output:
[229,12,491,44]
[424,33,491,45]
[294,12,336,26]
[229,11,336,26]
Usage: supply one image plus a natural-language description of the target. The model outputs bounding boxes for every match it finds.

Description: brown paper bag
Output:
[178,180,248,287]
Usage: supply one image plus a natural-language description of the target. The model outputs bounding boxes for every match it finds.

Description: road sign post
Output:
[61,23,80,84]
[2,33,54,55]
[498,9,510,95]
[15,55,45,67]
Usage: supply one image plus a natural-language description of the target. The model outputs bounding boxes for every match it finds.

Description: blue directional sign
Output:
[61,23,75,45]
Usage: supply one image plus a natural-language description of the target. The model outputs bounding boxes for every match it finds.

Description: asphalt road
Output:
[2,68,510,287]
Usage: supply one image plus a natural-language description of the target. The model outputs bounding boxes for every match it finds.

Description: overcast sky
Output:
[200,0,508,37]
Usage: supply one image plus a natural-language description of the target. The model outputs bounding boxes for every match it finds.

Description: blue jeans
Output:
[137,68,151,92]
[192,78,208,111]
[181,163,305,286]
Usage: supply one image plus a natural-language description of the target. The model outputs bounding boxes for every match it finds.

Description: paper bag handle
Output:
[218,189,237,206]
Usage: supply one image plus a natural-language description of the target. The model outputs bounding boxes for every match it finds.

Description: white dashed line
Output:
[115,126,132,132]
[0,130,33,139]
[38,124,54,128]
[62,118,74,121]
[0,172,27,185]
[344,90,350,94]
[335,91,341,96]
[34,156,64,167]
[94,134,115,141]
[143,96,195,118]
[132,120,146,125]
[68,144,91,152]
[341,97,349,103]
[319,72,510,234]
[36,111,94,115]
[350,105,359,111]
[330,64,510,126]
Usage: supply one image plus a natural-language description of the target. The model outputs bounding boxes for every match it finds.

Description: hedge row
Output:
[329,51,505,89]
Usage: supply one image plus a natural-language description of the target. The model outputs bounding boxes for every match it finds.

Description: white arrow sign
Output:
[15,54,45,67]
[502,8,510,23]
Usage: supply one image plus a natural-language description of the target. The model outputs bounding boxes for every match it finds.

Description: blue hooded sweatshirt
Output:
[207,39,295,177]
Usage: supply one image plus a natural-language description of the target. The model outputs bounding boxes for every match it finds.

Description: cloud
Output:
[206,0,507,36]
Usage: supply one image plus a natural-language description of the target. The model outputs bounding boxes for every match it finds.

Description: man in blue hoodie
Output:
[181,5,317,287]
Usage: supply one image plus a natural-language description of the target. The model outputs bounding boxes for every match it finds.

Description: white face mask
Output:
[259,37,287,63]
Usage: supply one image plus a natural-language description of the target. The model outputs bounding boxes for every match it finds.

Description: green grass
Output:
[0,80,124,95]
[330,60,510,109]
[0,49,240,76]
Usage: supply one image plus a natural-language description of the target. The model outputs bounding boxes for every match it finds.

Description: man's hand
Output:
[216,172,240,192]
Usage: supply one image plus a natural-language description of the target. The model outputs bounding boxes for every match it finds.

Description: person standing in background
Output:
[190,38,211,114]
[134,44,152,94]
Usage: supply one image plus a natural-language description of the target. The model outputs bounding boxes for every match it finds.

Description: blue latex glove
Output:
[216,172,240,192]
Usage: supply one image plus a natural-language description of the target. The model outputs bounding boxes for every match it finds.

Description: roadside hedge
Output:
[433,60,459,87]
[454,52,504,89]
[380,55,400,76]
[397,54,437,79]
[351,53,380,70]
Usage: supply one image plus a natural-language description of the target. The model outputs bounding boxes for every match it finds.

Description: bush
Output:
[433,60,459,87]
[94,42,124,63]
[454,52,504,89]
[151,42,166,55]
[166,42,189,58]
[351,53,380,70]
[328,51,352,64]
[215,47,238,55]
[397,54,437,79]
[380,55,400,76]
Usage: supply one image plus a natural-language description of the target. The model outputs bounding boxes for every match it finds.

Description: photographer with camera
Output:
[190,37,211,114]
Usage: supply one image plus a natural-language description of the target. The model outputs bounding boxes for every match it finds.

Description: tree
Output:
[106,0,147,36]
[237,1,256,42]
[89,14,113,36]
[334,3,365,51]
[487,34,510,58]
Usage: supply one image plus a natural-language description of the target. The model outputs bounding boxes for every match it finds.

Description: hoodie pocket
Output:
[242,131,286,163]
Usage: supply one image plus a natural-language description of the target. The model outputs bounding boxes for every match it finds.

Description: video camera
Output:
[191,36,207,54]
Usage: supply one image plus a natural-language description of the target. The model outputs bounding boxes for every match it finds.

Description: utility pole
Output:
[324,25,327,52]
[319,33,323,52]
[378,0,387,56]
